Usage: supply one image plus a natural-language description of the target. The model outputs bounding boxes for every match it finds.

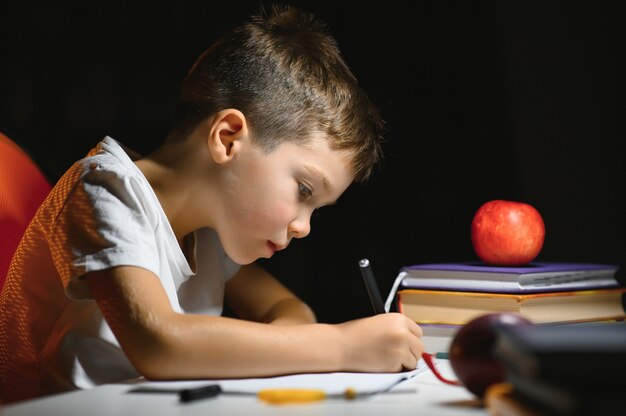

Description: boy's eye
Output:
[298,182,313,200]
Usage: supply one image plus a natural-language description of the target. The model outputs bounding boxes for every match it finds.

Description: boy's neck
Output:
[134,139,216,244]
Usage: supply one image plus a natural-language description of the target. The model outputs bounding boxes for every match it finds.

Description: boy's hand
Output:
[336,313,423,373]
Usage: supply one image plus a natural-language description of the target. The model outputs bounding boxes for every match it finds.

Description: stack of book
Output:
[390,262,625,352]
[491,321,626,415]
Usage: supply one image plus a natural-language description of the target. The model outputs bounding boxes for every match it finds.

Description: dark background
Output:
[1,1,624,323]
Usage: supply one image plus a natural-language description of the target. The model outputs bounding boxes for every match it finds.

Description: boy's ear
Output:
[207,109,249,164]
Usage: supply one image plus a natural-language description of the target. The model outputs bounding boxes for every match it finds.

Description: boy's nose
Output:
[288,215,311,239]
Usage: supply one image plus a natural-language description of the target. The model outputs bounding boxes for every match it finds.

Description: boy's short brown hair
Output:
[170,5,384,182]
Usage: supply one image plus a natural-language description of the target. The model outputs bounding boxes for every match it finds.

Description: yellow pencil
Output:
[257,387,358,404]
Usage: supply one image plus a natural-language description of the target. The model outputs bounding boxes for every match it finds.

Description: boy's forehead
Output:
[263,134,356,189]
[296,139,355,188]
[294,137,355,168]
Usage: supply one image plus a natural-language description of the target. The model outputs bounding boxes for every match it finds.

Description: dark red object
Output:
[448,313,532,397]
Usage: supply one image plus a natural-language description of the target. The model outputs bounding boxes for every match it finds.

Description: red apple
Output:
[471,200,545,266]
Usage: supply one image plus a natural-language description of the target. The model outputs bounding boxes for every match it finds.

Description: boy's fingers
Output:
[408,320,423,338]
[409,323,424,338]
[402,351,419,371]
[408,336,424,363]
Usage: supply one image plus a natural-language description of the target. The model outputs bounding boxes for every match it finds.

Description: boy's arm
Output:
[224,263,316,325]
[86,265,423,380]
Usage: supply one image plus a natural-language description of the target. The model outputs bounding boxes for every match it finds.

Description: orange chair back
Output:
[0,133,52,288]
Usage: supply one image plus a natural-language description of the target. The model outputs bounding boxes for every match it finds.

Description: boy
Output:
[0,5,423,403]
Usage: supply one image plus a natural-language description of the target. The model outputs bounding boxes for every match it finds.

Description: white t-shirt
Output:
[0,136,240,402]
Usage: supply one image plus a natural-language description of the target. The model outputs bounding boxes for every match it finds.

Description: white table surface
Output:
[1,360,487,416]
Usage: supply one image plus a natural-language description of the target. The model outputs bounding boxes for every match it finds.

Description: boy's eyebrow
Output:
[303,165,337,205]
[303,165,330,191]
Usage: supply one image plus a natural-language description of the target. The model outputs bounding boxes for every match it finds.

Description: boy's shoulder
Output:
[72,136,146,186]
[46,136,163,239]
[82,136,141,170]
[53,136,152,212]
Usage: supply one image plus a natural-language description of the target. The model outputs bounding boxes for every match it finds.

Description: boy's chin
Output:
[221,239,276,265]
[224,249,260,266]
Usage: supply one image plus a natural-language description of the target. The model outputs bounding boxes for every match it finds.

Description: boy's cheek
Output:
[261,203,292,225]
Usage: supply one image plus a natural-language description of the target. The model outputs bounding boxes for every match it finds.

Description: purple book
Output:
[398,261,620,293]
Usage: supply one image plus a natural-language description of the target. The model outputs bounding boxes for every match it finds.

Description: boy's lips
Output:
[267,241,288,252]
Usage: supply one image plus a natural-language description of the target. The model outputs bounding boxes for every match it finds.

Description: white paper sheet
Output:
[128,360,428,395]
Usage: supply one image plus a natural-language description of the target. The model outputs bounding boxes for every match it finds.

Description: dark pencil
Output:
[359,258,386,315]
